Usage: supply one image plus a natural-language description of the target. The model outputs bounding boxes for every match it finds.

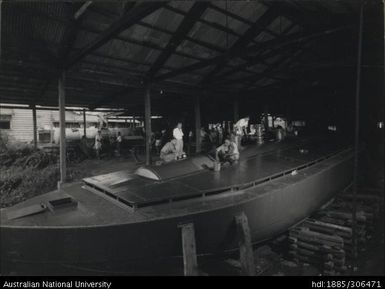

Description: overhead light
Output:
[377,121,383,129]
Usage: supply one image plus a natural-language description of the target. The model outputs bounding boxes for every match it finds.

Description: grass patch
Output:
[0,145,86,208]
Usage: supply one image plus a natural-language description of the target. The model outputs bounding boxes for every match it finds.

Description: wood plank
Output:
[235,212,255,276]
[178,222,199,276]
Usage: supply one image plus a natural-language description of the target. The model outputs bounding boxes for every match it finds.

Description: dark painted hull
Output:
[0,140,354,275]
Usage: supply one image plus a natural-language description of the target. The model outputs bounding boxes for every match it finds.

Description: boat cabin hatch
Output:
[135,155,214,181]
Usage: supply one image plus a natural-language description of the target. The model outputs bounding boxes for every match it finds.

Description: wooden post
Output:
[31,104,37,149]
[83,108,86,137]
[195,94,201,153]
[58,72,66,189]
[144,84,152,165]
[233,98,239,123]
[0,0,3,58]
[235,212,255,276]
[178,223,199,276]
[264,105,269,131]
[352,1,364,262]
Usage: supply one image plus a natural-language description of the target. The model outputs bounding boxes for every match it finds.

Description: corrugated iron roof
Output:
[0,0,360,110]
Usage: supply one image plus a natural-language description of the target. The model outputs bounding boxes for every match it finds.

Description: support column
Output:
[352,1,364,262]
[195,94,201,153]
[144,84,152,165]
[58,72,66,189]
[233,98,239,123]
[132,115,136,128]
[83,108,86,137]
[0,0,3,59]
[31,104,37,149]
[264,104,269,131]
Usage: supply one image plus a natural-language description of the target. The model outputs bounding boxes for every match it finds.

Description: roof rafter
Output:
[207,2,279,38]
[36,1,94,105]
[199,6,279,86]
[209,23,298,82]
[146,2,209,80]
[65,1,166,69]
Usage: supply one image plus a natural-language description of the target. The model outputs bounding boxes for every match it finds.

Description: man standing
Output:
[234,116,249,149]
[94,130,102,159]
[173,122,185,159]
[116,131,122,156]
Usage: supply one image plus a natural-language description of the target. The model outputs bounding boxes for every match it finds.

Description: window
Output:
[0,115,11,129]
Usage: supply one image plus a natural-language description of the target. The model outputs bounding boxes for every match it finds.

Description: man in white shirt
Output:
[233,116,249,149]
[116,131,122,156]
[173,122,185,159]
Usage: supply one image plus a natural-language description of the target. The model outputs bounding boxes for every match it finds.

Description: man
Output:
[116,131,122,156]
[160,139,178,163]
[94,130,102,159]
[216,138,239,165]
[173,122,185,159]
[234,116,249,149]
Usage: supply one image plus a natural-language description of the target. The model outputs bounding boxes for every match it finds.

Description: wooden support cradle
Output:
[235,212,256,276]
[179,222,199,276]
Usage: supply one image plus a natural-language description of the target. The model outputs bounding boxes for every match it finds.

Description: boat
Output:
[0,135,354,275]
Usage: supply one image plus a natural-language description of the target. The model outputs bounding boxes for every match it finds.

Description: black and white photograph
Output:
[0,0,384,281]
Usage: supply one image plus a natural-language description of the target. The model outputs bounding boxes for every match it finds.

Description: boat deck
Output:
[83,138,348,209]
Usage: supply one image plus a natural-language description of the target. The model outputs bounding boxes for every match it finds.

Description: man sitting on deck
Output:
[160,139,178,163]
[215,138,239,165]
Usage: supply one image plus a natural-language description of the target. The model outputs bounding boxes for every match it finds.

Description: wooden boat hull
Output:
[0,139,354,275]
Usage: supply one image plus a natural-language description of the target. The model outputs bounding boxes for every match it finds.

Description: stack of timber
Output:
[289,226,346,275]
[314,189,383,257]
[289,187,383,275]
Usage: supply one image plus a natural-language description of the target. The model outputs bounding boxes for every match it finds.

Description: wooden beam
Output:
[146,2,209,79]
[79,22,207,62]
[164,4,242,38]
[87,6,227,55]
[83,108,87,137]
[233,98,239,123]
[0,0,3,58]
[154,25,352,82]
[194,94,201,153]
[36,1,93,106]
[200,6,278,86]
[178,222,199,276]
[31,104,37,149]
[144,84,152,165]
[66,2,165,69]
[74,1,93,20]
[235,212,255,276]
[352,1,364,261]
[58,72,66,189]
